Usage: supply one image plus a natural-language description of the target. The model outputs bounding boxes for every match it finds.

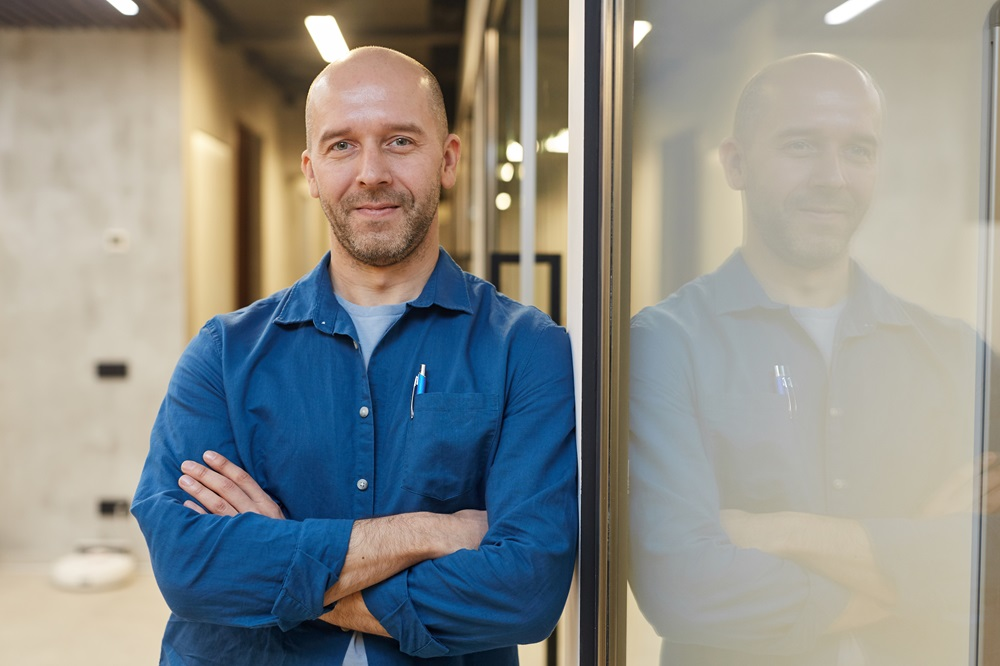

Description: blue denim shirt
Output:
[132,249,578,665]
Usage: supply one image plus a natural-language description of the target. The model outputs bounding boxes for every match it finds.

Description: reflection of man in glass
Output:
[629,53,996,664]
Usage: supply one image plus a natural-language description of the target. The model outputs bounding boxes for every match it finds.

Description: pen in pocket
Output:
[410,364,426,419]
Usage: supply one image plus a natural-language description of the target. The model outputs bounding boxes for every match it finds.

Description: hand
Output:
[439,509,489,555]
[179,450,285,519]
[720,509,774,551]
[919,453,1000,518]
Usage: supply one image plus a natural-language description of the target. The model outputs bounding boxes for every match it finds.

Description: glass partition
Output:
[623,1,999,663]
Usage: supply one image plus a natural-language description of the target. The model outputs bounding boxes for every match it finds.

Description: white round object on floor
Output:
[50,548,137,592]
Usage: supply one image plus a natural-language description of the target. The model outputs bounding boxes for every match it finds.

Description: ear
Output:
[719,137,747,191]
[439,134,462,190]
[301,149,319,199]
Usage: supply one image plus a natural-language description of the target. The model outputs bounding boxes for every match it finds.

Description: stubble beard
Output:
[323,187,439,267]
[750,191,865,271]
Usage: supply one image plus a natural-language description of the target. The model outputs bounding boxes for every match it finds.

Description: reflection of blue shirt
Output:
[629,251,976,665]
[132,249,578,665]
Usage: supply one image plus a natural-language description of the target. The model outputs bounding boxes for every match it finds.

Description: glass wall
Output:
[622,0,998,664]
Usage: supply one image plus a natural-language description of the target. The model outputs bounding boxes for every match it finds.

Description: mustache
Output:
[342,189,411,208]
[792,193,856,212]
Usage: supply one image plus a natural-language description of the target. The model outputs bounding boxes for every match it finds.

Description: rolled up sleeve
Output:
[132,325,355,630]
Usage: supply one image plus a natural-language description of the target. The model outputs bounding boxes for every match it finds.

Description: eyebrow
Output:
[317,122,429,145]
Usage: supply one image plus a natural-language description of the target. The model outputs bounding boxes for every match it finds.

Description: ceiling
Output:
[0,0,467,114]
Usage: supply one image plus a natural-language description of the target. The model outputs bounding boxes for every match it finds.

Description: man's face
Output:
[302,66,459,267]
[725,73,881,270]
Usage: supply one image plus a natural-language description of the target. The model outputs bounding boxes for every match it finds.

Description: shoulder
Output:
[463,270,566,336]
[200,288,293,348]
[632,268,725,342]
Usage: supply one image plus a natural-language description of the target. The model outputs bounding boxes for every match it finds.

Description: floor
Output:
[0,564,169,665]
[0,564,551,665]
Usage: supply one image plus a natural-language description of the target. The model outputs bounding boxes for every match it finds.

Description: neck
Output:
[328,234,439,307]
[742,244,851,308]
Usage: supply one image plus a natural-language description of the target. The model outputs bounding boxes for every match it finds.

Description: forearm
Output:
[723,510,894,605]
[323,510,486,606]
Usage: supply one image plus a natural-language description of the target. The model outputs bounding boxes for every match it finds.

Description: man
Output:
[132,47,577,665]
[629,53,996,664]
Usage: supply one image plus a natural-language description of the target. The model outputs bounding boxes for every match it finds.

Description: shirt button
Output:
[829,407,843,417]
[357,479,369,491]
[832,478,848,490]
[359,406,370,418]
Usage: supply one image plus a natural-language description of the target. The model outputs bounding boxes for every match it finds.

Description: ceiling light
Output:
[824,0,884,25]
[633,21,652,48]
[105,0,138,16]
[498,163,515,182]
[506,141,524,163]
[305,15,350,63]
[496,193,512,211]
[542,128,569,154]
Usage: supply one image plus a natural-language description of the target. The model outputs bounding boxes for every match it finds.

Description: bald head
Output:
[304,46,448,150]
[732,53,883,145]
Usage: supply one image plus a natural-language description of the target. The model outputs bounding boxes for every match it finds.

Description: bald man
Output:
[629,54,993,664]
[133,47,577,666]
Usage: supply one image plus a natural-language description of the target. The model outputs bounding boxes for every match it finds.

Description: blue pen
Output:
[416,364,426,395]
[410,364,426,418]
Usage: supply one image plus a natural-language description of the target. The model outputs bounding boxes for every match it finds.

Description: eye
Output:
[844,143,875,163]
[781,139,814,155]
[390,137,414,148]
[331,140,351,152]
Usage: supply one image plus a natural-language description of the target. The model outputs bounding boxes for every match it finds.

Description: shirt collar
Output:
[713,250,912,330]
[274,247,473,334]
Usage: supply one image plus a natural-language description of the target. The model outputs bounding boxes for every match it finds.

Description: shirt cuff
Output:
[362,572,448,658]
[272,518,353,631]
[797,570,852,644]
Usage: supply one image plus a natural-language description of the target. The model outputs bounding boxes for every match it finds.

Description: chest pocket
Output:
[403,392,500,502]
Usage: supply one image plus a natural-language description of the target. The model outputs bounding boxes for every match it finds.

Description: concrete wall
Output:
[0,2,327,564]
[0,28,184,563]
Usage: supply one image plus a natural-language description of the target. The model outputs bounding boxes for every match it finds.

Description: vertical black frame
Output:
[579,0,633,663]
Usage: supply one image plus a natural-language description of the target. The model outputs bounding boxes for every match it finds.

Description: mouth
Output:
[353,203,401,219]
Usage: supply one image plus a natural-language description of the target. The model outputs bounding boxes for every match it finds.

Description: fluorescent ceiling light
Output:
[824,0,884,25]
[105,0,138,16]
[633,21,652,48]
[305,15,350,63]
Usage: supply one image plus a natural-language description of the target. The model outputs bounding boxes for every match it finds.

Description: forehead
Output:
[754,76,882,140]
[310,67,435,133]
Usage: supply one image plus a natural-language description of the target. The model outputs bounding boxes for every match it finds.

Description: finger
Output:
[201,451,274,506]
[181,458,258,514]
[200,451,284,519]
[183,499,207,514]
[179,473,238,517]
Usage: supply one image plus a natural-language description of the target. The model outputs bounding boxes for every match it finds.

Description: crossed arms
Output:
[178,450,489,636]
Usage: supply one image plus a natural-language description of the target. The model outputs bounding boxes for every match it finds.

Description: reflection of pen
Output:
[410,364,426,419]
[773,365,797,418]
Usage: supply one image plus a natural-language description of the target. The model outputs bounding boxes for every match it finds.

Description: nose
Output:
[356,146,392,188]
[810,148,848,187]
